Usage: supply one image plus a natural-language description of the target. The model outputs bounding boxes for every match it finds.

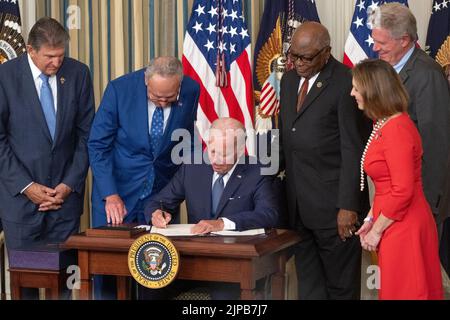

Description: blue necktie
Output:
[150,107,164,156]
[211,175,224,218]
[140,107,164,199]
[39,74,56,140]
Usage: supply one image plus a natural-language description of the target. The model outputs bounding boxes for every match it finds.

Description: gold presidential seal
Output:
[128,233,179,289]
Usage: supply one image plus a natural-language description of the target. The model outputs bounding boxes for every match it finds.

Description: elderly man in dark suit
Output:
[279,21,370,300]
[148,117,279,234]
[143,117,280,299]
[370,3,450,239]
[0,17,94,251]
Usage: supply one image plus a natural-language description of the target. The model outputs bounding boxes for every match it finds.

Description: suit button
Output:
[292,128,296,132]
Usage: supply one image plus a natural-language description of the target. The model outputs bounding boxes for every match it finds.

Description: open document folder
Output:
[135,224,265,236]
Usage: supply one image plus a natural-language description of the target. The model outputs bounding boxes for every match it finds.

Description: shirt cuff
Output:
[220,217,236,230]
[20,182,34,194]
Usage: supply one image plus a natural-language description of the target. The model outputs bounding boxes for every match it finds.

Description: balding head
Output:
[207,118,246,174]
[292,22,330,50]
[289,22,331,79]
[144,56,183,107]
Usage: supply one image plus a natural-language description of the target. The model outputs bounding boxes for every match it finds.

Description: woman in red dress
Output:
[352,59,443,300]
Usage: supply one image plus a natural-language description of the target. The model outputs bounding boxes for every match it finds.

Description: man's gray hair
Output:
[369,2,418,41]
[27,17,70,50]
[145,56,183,81]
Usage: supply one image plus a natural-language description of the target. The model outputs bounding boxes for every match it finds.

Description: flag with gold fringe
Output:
[253,0,320,133]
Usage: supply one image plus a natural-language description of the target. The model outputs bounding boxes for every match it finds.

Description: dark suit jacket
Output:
[279,56,370,230]
[88,70,199,227]
[0,54,95,225]
[400,48,450,220]
[145,159,280,231]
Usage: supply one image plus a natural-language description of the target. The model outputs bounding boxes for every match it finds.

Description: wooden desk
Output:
[64,229,300,300]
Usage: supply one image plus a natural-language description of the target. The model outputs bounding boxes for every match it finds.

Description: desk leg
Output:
[46,287,59,300]
[78,250,92,300]
[271,253,287,300]
[240,260,257,300]
[116,276,129,300]
[10,272,21,300]
[1,242,6,300]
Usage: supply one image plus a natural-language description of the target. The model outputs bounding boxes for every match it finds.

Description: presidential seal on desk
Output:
[128,233,179,289]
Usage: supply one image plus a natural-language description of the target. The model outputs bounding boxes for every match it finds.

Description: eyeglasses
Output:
[288,46,329,64]
[148,85,181,104]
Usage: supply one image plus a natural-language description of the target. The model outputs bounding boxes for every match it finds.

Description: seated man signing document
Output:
[146,117,280,234]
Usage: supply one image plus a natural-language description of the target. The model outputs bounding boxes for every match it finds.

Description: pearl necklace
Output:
[360,118,388,191]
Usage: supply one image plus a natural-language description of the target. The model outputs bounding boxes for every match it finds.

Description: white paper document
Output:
[211,229,265,236]
[135,224,266,237]
[151,224,196,236]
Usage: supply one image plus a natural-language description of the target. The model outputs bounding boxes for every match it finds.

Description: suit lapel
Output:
[155,76,187,158]
[399,48,418,84]
[54,69,67,148]
[214,163,246,218]
[294,58,334,121]
[200,163,214,218]
[20,56,53,144]
[156,101,180,157]
[285,74,301,128]
[133,73,151,155]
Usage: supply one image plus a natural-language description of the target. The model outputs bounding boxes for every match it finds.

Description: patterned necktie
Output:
[211,175,224,218]
[150,107,164,155]
[140,107,164,199]
[296,78,309,113]
[39,74,56,140]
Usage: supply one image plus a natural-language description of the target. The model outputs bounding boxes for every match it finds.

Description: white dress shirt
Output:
[297,72,320,95]
[212,162,239,230]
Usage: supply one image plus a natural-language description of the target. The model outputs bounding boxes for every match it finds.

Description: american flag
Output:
[426,0,450,59]
[253,0,319,133]
[182,0,255,153]
[343,0,409,67]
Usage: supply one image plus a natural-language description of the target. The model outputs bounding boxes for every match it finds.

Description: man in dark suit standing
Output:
[0,17,94,251]
[370,2,450,238]
[144,117,280,299]
[279,22,370,299]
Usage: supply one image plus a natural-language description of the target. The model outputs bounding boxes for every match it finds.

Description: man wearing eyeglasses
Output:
[278,22,370,300]
[88,56,199,299]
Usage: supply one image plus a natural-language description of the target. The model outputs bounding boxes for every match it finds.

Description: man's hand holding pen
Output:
[151,209,172,228]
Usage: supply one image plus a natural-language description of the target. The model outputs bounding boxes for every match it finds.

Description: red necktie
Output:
[296,78,309,113]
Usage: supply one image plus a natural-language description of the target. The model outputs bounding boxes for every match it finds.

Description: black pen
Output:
[160,200,167,225]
